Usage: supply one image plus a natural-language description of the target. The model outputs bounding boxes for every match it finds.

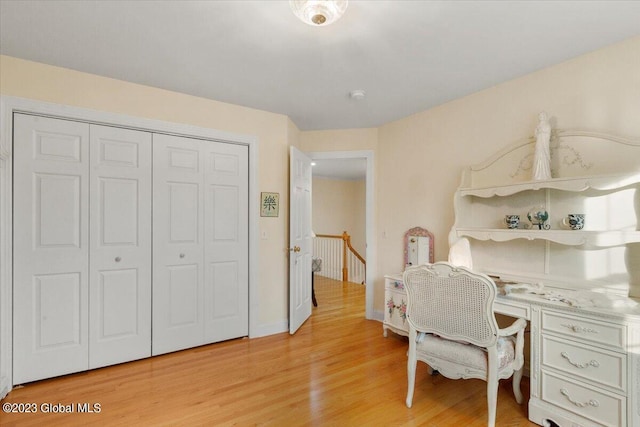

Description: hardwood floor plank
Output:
[1,276,536,426]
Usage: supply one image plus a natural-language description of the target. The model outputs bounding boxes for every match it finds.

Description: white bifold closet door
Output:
[13,115,90,384]
[13,114,152,384]
[152,133,248,355]
[88,124,152,369]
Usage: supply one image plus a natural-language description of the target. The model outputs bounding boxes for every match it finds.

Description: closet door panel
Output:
[152,134,204,355]
[204,143,249,342]
[99,178,138,244]
[13,114,90,384]
[168,264,200,325]
[89,125,151,369]
[97,269,139,335]
[35,273,82,347]
[169,182,199,242]
[36,174,82,247]
[209,261,239,317]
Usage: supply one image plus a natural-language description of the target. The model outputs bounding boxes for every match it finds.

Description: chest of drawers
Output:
[530,308,635,427]
[383,274,409,338]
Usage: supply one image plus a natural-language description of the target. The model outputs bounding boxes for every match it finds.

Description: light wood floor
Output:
[1,276,536,426]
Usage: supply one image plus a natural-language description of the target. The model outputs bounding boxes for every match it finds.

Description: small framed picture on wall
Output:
[260,192,279,217]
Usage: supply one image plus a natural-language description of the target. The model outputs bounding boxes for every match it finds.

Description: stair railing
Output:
[313,231,366,284]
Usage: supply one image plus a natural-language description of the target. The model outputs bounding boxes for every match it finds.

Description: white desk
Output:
[498,290,640,427]
[383,273,640,427]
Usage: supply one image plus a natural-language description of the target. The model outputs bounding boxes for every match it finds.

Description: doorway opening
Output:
[308,150,374,319]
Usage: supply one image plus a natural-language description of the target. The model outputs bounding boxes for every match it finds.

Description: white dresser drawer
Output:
[541,335,626,393]
[541,311,626,350]
[494,298,530,320]
[541,370,625,427]
[385,276,404,291]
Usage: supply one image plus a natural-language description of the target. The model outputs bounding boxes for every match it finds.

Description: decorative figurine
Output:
[532,111,552,180]
[527,206,550,230]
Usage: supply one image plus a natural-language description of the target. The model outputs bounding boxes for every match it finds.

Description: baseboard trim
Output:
[251,320,288,338]
[372,309,384,322]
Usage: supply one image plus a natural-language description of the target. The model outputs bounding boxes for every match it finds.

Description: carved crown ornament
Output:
[510,132,594,179]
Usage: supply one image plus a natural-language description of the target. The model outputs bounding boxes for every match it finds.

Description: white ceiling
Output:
[2,1,640,133]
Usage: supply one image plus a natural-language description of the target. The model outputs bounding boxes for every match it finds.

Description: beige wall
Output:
[299,36,640,314]
[0,55,293,332]
[312,177,366,255]
[2,34,639,323]
[375,36,640,311]
[301,128,378,152]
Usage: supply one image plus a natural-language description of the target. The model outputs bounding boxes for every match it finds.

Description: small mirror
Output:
[404,227,434,269]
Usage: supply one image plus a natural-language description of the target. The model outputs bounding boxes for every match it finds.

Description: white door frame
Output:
[307,150,375,320]
[0,95,259,397]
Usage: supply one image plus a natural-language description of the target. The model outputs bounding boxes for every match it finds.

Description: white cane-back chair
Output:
[403,262,526,427]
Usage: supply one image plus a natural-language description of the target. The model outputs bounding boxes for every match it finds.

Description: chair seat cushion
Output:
[416,333,515,371]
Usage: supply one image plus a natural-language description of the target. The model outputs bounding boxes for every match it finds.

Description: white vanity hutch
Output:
[385,126,640,427]
[383,227,434,339]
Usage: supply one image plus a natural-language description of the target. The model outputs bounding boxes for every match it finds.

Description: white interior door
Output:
[289,147,313,334]
[89,125,152,368]
[203,142,249,342]
[152,133,205,355]
[13,114,90,384]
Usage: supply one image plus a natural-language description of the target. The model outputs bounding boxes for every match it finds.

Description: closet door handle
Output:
[115,256,122,262]
[180,253,185,258]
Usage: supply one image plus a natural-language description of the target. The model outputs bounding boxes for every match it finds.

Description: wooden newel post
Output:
[342,231,349,282]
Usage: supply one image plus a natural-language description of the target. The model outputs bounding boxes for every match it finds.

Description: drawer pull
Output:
[561,323,599,334]
[560,352,600,369]
[560,388,599,408]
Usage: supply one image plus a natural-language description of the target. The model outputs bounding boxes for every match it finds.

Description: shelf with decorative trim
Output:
[456,228,640,247]
[458,172,640,198]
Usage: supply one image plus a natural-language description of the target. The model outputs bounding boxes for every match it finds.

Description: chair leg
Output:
[486,376,498,427]
[406,346,417,408]
[512,366,524,404]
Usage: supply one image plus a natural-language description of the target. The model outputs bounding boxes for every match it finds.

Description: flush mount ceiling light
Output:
[290,0,348,26]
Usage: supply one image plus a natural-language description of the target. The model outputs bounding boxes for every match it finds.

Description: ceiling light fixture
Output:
[290,0,348,26]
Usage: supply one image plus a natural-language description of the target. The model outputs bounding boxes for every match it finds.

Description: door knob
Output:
[180,253,185,258]
[289,246,301,253]
[115,256,121,262]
